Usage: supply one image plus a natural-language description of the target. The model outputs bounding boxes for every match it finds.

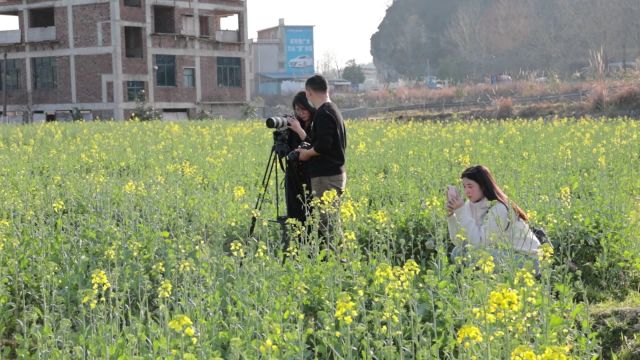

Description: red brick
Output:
[76,54,112,103]
[73,3,110,48]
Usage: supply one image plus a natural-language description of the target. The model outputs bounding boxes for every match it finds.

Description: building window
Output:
[125,26,143,58]
[32,57,56,89]
[183,68,195,88]
[199,16,210,37]
[29,8,55,28]
[0,59,21,91]
[155,55,175,86]
[127,81,145,101]
[217,57,241,88]
[181,15,195,36]
[153,6,175,34]
[124,0,141,7]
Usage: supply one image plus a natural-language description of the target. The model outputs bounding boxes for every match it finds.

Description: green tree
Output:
[342,60,365,89]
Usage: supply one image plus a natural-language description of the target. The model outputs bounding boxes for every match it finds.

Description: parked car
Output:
[490,74,512,84]
[288,55,313,68]
[426,76,445,89]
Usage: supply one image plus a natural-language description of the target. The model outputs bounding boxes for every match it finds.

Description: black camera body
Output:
[286,142,312,161]
[265,114,294,158]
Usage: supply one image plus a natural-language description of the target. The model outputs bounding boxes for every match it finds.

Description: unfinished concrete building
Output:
[0,0,249,122]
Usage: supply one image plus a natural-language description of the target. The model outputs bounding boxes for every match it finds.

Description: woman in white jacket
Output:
[446,165,540,267]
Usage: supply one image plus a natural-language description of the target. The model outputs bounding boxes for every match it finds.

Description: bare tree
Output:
[446,2,489,76]
[317,51,341,79]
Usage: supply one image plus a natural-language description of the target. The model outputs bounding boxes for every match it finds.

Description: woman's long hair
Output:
[461,165,528,221]
[292,91,315,130]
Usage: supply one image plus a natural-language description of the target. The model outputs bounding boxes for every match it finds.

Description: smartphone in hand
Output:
[447,185,459,201]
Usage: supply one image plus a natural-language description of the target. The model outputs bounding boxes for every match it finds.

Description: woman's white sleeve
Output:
[454,204,509,246]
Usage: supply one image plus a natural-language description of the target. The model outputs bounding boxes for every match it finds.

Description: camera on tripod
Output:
[265,115,294,157]
[248,114,300,241]
[265,115,293,129]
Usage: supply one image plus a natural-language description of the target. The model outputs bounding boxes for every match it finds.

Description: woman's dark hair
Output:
[292,91,315,125]
[461,165,528,221]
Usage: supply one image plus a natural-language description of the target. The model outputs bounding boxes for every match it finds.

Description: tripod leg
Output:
[249,149,277,237]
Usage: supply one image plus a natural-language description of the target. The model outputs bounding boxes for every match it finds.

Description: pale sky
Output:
[0,15,19,31]
[246,0,391,66]
[0,1,390,65]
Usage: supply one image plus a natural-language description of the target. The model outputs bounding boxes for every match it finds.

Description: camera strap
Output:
[278,155,286,173]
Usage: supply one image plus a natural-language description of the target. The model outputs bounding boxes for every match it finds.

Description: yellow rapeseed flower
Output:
[515,269,536,287]
[538,243,554,262]
[370,210,388,225]
[184,326,195,337]
[255,242,268,259]
[403,259,421,277]
[510,345,537,360]
[53,199,65,214]
[259,338,278,354]
[91,269,111,292]
[488,288,521,314]
[321,189,338,205]
[335,293,358,325]
[158,279,172,298]
[456,324,483,349]
[340,199,357,221]
[230,241,245,258]
[539,346,571,360]
[476,254,495,274]
[168,314,195,340]
[179,259,195,273]
[233,186,246,201]
[123,180,137,194]
[152,262,165,276]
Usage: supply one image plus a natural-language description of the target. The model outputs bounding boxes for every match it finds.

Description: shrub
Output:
[609,85,640,111]
[495,97,514,119]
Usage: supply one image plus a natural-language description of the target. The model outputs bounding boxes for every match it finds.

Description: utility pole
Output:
[3,52,7,124]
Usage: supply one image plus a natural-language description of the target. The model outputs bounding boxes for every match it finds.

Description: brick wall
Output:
[101,21,111,46]
[120,0,146,23]
[73,3,110,48]
[54,6,69,48]
[75,54,112,103]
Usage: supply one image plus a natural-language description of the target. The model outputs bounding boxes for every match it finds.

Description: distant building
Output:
[0,0,249,122]
[361,63,381,91]
[250,18,314,96]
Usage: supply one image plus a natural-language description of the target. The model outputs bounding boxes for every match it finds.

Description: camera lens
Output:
[266,116,288,129]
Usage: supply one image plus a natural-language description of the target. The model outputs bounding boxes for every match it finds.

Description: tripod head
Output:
[272,128,291,158]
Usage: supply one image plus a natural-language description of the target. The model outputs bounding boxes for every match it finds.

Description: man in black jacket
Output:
[296,74,347,249]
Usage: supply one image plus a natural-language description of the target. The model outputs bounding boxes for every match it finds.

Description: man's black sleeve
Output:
[312,111,336,155]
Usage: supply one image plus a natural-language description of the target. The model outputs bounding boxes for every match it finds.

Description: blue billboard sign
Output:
[284,26,314,75]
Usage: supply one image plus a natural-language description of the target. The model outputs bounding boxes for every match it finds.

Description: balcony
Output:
[0,29,20,44]
[27,26,56,42]
[215,30,239,43]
